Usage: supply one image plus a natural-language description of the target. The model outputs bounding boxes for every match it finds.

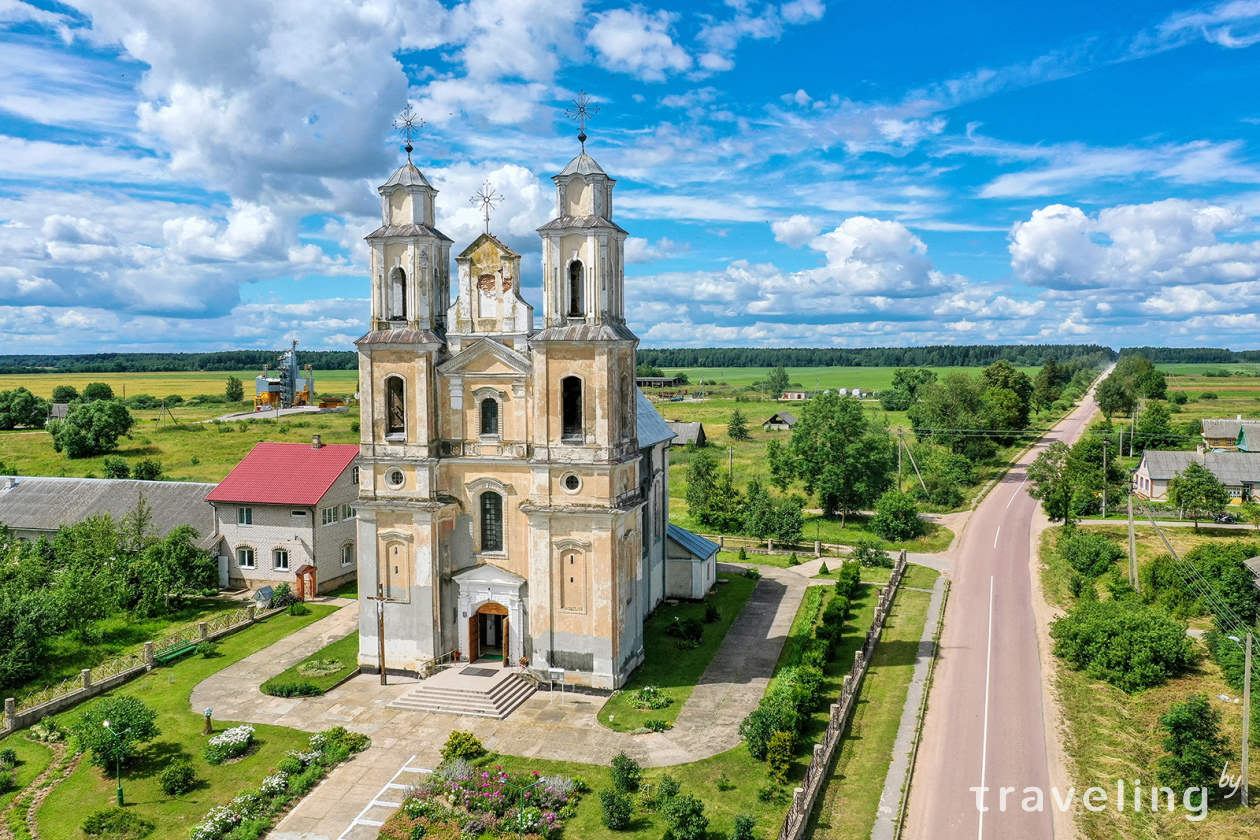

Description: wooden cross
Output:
[364,583,399,685]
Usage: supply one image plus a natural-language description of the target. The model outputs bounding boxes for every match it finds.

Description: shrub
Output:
[743,567,761,580]
[643,719,670,732]
[1058,530,1124,578]
[159,758,198,795]
[132,458,163,481]
[731,815,756,840]
[277,756,303,775]
[737,547,748,561]
[1050,599,1193,691]
[298,658,345,677]
[1156,694,1229,794]
[81,807,154,838]
[271,583,298,608]
[630,686,673,710]
[1201,392,1218,400]
[766,730,794,785]
[834,562,862,600]
[102,456,130,479]
[758,783,787,803]
[715,773,734,792]
[261,680,322,697]
[287,602,311,616]
[197,640,219,658]
[704,603,721,623]
[666,617,703,644]
[661,793,709,840]
[818,561,829,575]
[0,748,15,767]
[657,774,681,801]
[75,696,161,770]
[27,720,64,743]
[440,730,485,763]
[869,489,926,542]
[0,768,12,793]
[851,540,893,568]
[787,552,799,566]
[600,790,633,830]
[611,751,643,793]
[204,723,255,764]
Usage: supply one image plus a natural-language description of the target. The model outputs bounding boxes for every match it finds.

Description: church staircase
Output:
[390,667,535,719]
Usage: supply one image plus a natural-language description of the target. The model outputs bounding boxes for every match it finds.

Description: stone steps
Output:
[390,672,535,719]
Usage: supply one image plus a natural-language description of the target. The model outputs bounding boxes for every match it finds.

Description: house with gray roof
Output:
[763,411,797,431]
[1201,417,1260,450]
[1134,450,1260,504]
[0,476,216,543]
[665,421,706,447]
[665,524,719,600]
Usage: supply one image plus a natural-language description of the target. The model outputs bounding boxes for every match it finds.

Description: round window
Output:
[385,468,405,489]
[563,473,581,493]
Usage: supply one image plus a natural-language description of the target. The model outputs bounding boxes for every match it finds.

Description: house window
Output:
[386,377,406,438]
[322,507,338,526]
[236,547,255,569]
[568,260,584,316]
[480,491,504,552]
[342,543,355,567]
[238,507,253,525]
[480,397,500,436]
[342,503,355,519]
[561,376,582,441]
[291,510,308,520]
[274,549,289,571]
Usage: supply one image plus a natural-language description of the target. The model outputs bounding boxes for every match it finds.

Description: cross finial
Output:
[471,180,503,234]
[565,90,600,152]
[393,105,425,163]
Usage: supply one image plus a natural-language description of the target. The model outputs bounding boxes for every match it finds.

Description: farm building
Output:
[763,411,797,431]
[781,390,808,401]
[204,438,359,596]
[665,524,719,600]
[1134,450,1260,504]
[665,421,705,447]
[255,341,316,410]
[637,376,681,388]
[0,475,215,543]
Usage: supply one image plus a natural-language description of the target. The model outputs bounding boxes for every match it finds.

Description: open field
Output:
[656,365,1040,392]
[0,369,360,402]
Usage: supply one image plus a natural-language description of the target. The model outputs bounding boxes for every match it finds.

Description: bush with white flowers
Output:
[204,724,256,765]
[260,773,287,795]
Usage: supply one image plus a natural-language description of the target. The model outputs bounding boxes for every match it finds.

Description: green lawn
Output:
[0,736,54,815]
[1,597,248,701]
[810,562,937,590]
[33,605,338,840]
[261,632,359,695]
[326,578,359,600]
[598,572,756,732]
[808,582,936,839]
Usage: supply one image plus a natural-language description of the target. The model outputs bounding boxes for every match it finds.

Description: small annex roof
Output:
[380,162,433,190]
[205,442,358,506]
[457,232,519,259]
[1138,450,1260,484]
[0,476,215,538]
[665,421,704,446]
[667,524,719,561]
[556,152,608,178]
[637,390,675,449]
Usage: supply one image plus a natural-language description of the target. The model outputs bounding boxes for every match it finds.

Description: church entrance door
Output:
[473,602,509,666]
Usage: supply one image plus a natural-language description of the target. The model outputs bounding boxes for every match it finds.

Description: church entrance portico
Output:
[453,564,526,666]
[469,602,509,665]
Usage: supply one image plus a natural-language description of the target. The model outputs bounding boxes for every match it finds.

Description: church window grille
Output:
[386,377,406,438]
[480,397,500,436]
[567,261,584,316]
[561,377,583,442]
[389,266,407,320]
[563,473,581,492]
[480,492,504,552]
[386,468,405,489]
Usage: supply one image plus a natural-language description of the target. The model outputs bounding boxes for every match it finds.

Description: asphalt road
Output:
[904,380,1106,840]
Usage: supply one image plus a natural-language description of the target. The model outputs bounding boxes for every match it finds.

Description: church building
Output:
[353,139,716,689]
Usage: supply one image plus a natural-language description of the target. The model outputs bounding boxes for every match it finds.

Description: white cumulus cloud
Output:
[588,7,692,82]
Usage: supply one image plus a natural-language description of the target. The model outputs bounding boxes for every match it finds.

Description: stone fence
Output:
[2,603,281,735]
[698,533,857,558]
[776,548,909,840]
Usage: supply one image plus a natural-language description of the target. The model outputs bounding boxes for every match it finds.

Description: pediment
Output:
[438,338,532,377]
[452,562,526,587]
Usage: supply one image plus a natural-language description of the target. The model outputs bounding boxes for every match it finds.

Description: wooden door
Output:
[468,615,480,663]
[502,618,509,668]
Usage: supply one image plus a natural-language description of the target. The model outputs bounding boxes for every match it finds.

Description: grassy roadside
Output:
[33,605,338,840]
[598,572,756,732]
[806,573,939,840]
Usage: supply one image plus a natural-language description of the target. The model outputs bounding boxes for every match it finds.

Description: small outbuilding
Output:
[0,475,215,542]
[762,411,797,431]
[665,421,706,447]
[665,524,719,600]
[781,391,808,401]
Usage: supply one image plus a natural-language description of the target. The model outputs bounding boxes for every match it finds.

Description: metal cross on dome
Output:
[565,90,600,152]
[471,180,503,234]
[393,105,425,162]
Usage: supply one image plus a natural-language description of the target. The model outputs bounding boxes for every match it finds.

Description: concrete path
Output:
[870,574,947,840]
[192,565,808,840]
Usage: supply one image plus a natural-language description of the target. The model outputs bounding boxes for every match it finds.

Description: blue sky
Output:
[2,0,1260,352]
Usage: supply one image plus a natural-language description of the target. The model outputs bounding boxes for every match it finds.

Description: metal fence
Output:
[776,549,909,840]
[698,533,854,558]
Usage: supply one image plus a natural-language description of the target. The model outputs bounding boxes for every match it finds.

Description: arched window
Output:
[480,492,503,552]
[386,377,405,438]
[480,397,500,436]
[389,266,407,320]
[561,376,582,441]
[568,260,584,317]
[620,374,633,439]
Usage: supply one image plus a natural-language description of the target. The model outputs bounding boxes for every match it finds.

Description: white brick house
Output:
[205,438,359,595]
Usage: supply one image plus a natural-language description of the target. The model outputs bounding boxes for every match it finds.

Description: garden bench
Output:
[154,641,197,664]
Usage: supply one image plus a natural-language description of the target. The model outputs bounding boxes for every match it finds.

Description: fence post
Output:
[144,642,156,667]
[81,668,92,689]
[199,622,209,641]
[718,535,725,549]
[767,538,774,553]
[4,697,14,731]
[815,540,821,557]
[247,605,257,622]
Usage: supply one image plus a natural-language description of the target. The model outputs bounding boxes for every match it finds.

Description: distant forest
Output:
[5,344,1259,375]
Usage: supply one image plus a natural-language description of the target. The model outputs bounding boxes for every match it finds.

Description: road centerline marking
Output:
[1006,478,1027,508]
[993,527,1000,549]
[978,576,994,840]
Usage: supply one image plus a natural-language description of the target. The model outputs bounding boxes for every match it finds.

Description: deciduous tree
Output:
[1167,462,1229,530]
[48,400,134,458]
[727,408,749,441]
[0,388,49,430]
[224,376,244,402]
[765,366,790,398]
[1155,694,1228,792]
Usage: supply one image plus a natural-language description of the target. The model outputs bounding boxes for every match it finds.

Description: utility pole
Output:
[898,429,903,488]
[1101,436,1107,519]
[728,446,733,479]
[1128,494,1138,590]
[1246,631,1252,808]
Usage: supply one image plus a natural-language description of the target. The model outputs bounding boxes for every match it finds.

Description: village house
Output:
[0,475,215,543]
[763,411,797,431]
[1133,450,1260,504]
[665,421,705,447]
[1201,417,1260,450]
[204,438,359,596]
[781,390,808,401]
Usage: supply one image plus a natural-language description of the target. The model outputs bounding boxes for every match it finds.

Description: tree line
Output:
[639,344,1115,370]
[0,349,359,374]
[1118,346,1260,364]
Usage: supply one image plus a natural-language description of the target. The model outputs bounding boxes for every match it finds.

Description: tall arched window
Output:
[480,492,503,552]
[620,374,633,439]
[561,376,583,441]
[480,397,500,436]
[389,266,407,320]
[567,260,584,316]
[386,377,405,438]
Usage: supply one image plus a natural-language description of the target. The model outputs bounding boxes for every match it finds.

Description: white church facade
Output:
[353,144,717,689]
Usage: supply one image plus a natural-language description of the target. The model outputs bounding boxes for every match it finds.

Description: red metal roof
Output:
[205,442,358,506]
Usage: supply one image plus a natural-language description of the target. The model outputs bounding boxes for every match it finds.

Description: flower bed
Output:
[203,724,255,765]
[379,760,585,840]
[189,726,370,840]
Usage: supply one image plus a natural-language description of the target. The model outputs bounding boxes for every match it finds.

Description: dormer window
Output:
[389,266,407,320]
[568,260,584,317]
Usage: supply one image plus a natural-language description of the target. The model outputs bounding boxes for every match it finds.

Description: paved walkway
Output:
[192,566,808,840]
[871,574,947,840]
